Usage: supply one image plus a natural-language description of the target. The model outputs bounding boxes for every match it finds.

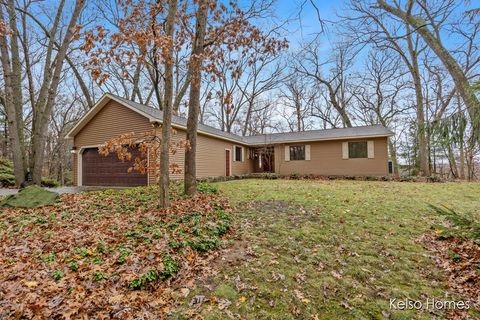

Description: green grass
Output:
[172,180,480,319]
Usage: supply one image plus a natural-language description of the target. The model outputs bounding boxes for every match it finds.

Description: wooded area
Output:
[1,0,479,200]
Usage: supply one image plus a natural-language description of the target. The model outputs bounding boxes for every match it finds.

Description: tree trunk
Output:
[459,139,466,180]
[0,0,27,186]
[184,0,208,196]
[446,143,458,179]
[30,0,84,185]
[406,29,430,176]
[158,0,177,208]
[377,0,480,136]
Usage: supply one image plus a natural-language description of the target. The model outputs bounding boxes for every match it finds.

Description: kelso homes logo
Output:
[390,298,470,311]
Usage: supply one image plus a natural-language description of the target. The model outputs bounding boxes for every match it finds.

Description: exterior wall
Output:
[72,153,78,186]
[274,137,389,176]
[74,100,153,147]
[73,100,253,185]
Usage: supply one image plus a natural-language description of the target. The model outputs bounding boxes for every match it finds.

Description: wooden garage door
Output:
[82,148,147,186]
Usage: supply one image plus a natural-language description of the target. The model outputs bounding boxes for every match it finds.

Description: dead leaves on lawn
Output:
[0,188,233,319]
[422,232,480,309]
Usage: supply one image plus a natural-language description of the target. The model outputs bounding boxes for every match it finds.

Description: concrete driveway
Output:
[0,186,114,196]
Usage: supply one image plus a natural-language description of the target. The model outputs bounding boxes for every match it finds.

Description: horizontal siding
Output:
[274,137,389,176]
[73,99,388,183]
[74,101,153,147]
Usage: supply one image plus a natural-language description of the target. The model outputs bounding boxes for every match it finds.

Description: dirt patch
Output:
[422,232,480,317]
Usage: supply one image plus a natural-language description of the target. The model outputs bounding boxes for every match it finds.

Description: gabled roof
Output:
[66,93,394,145]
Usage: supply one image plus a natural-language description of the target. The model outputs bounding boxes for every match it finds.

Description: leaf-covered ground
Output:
[170,180,480,319]
[0,184,233,318]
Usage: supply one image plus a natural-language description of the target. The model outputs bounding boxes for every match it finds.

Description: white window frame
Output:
[233,145,244,162]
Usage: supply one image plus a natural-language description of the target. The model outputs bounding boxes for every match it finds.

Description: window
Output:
[234,146,243,161]
[289,145,305,161]
[348,141,368,158]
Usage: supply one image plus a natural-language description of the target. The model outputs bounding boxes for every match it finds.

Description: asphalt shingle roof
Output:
[111,94,394,146]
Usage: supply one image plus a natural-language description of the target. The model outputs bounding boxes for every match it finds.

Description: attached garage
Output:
[81,148,147,187]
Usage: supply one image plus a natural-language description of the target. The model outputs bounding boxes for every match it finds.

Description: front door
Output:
[225,149,231,177]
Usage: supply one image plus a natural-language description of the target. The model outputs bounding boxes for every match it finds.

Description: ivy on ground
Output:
[0,185,232,318]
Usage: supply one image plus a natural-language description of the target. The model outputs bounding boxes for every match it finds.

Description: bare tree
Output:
[278,75,315,132]
[0,0,85,186]
[351,49,410,175]
[376,0,480,139]
[296,41,355,128]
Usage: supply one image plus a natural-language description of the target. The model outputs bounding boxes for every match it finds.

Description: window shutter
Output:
[305,145,311,160]
[285,146,290,161]
[241,147,244,162]
[367,141,374,158]
[342,142,349,159]
[232,146,236,162]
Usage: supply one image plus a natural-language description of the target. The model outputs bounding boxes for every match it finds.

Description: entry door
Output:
[225,149,231,177]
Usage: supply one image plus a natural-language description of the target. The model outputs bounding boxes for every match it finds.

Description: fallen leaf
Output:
[24,281,38,288]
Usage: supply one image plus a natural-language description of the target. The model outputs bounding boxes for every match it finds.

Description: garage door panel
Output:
[82,148,147,186]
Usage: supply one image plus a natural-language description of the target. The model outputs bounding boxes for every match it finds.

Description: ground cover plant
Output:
[0,183,233,318]
[171,179,480,320]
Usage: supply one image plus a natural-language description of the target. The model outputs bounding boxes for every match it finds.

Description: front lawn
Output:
[172,179,480,319]
[1,180,479,319]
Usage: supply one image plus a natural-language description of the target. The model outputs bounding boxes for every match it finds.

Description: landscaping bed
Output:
[0,184,233,318]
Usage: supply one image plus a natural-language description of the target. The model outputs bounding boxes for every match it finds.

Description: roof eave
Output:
[245,133,394,146]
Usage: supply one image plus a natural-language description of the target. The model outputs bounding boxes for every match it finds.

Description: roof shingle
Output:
[111,94,394,145]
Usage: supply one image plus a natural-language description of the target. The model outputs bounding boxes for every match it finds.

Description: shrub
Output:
[41,177,60,188]
[289,173,300,180]
[264,173,279,179]
[0,157,13,175]
[427,175,444,183]
[197,182,218,194]
[0,173,15,187]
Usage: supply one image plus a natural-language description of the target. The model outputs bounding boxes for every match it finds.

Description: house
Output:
[66,93,394,186]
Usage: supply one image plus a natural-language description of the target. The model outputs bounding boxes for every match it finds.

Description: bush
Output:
[0,157,14,187]
[264,173,279,180]
[41,177,60,188]
[289,173,300,180]
[0,157,14,175]
[427,175,444,183]
[0,173,15,187]
[197,182,218,194]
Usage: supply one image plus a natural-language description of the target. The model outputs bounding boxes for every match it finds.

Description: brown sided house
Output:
[66,93,394,187]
